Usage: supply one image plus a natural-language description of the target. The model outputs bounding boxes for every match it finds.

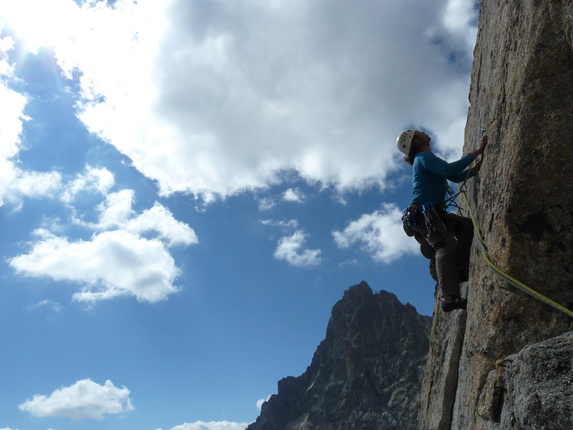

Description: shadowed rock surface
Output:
[247,281,431,430]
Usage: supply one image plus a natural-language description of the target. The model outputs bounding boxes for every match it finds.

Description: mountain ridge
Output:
[247,281,431,430]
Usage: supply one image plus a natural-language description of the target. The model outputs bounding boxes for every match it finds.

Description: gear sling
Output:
[402,201,474,299]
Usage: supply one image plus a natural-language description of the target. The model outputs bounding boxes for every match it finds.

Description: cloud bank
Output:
[1,0,478,202]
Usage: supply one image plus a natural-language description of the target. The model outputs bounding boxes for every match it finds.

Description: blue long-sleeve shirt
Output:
[411,152,475,205]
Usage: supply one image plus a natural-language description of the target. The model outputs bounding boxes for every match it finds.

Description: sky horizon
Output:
[0,0,479,429]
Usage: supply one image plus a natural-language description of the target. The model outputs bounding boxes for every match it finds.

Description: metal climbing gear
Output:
[402,203,423,229]
[421,202,437,236]
[402,201,447,239]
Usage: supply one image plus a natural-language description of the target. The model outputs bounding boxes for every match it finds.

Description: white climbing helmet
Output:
[396,129,417,155]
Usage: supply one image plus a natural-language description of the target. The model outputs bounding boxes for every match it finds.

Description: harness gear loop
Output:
[421,202,436,236]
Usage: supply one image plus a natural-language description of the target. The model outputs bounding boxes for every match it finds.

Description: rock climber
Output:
[397,129,488,312]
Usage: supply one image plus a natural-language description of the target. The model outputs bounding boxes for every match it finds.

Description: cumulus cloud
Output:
[9,228,182,303]
[2,170,63,210]
[19,379,134,421]
[169,422,250,430]
[61,166,115,203]
[78,188,198,246]
[262,218,321,267]
[274,230,322,268]
[333,203,419,263]
[9,171,198,303]
[1,0,478,201]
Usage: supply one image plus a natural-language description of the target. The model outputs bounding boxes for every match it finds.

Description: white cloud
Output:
[125,201,199,247]
[87,189,199,246]
[28,299,63,313]
[442,0,479,51]
[333,203,419,263]
[256,396,270,410]
[8,164,197,303]
[19,379,134,421]
[261,219,299,229]
[61,166,115,203]
[0,82,26,161]
[283,188,304,203]
[263,218,321,267]
[274,230,321,268]
[0,71,30,206]
[9,228,182,303]
[94,189,135,228]
[2,0,478,201]
[5,170,63,202]
[0,0,83,55]
[169,422,250,430]
[258,196,277,211]
[0,35,64,208]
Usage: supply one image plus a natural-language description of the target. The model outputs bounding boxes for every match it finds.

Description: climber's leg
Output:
[441,212,474,282]
[425,213,461,300]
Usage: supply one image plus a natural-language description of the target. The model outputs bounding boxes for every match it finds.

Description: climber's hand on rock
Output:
[472,135,488,159]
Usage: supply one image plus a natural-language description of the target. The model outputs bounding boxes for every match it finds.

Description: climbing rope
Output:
[459,190,573,318]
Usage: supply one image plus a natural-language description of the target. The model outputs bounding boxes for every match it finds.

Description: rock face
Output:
[247,281,431,430]
[420,1,573,429]
[481,330,573,429]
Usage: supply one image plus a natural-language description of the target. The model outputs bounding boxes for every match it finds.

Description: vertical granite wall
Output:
[419,1,573,428]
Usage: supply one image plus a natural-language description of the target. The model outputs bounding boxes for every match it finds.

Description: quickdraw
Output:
[420,202,437,236]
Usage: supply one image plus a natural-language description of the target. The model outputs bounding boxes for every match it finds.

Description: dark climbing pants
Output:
[420,212,474,298]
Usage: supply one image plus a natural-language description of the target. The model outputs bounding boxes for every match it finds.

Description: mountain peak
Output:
[248,282,431,430]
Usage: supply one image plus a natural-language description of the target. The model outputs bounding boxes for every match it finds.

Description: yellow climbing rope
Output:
[460,191,573,318]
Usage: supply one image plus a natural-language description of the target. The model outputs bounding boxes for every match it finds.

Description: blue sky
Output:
[0,0,478,429]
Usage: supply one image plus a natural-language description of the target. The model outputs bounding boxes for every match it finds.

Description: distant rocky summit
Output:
[247,281,431,430]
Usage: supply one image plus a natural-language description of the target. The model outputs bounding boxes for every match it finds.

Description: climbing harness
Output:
[402,202,445,238]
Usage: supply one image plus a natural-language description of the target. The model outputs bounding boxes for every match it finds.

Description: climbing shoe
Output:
[441,296,467,312]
